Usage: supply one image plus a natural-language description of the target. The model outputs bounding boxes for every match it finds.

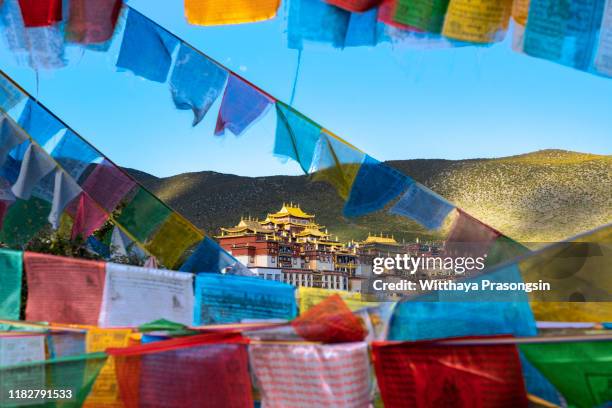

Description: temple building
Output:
[216,203,442,292]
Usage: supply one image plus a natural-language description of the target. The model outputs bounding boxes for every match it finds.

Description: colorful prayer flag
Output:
[298,287,375,313]
[16,0,62,27]
[49,129,102,182]
[0,75,25,112]
[170,44,228,126]
[24,252,106,325]
[0,114,28,168]
[394,0,450,32]
[185,0,281,26]
[48,169,82,229]
[288,0,351,49]
[214,74,273,137]
[80,159,136,213]
[116,8,179,83]
[249,342,372,407]
[344,155,412,217]
[194,273,296,325]
[66,0,123,44]
[0,249,22,320]
[444,208,501,259]
[144,213,203,269]
[179,236,239,273]
[11,144,56,200]
[519,351,564,407]
[389,182,454,230]
[69,193,109,240]
[595,0,612,76]
[99,263,195,327]
[442,0,513,43]
[0,335,45,366]
[0,196,51,246]
[345,8,380,47]
[326,0,381,12]
[18,99,65,147]
[115,187,172,243]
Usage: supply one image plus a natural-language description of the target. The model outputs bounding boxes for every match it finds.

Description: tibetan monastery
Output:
[216,203,441,292]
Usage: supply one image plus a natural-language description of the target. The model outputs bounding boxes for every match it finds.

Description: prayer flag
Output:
[519,352,564,407]
[389,182,454,230]
[109,335,253,408]
[344,155,412,217]
[274,102,322,174]
[298,287,376,313]
[11,144,56,200]
[0,75,25,112]
[116,187,172,244]
[444,208,501,259]
[48,169,82,229]
[16,0,62,27]
[512,0,531,25]
[18,99,65,147]
[170,44,228,126]
[0,352,108,407]
[249,342,372,408]
[345,8,380,47]
[372,339,529,407]
[485,235,530,268]
[69,193,108,240]
[24,252,106,325]
[0,196,51,246]
[179,236,238,273]
[50,130,102,182]
[0,114,28,168]
[595,0,612,76]
[394,0,450,33]
[185,0,281,26]
[288,0,351,49]
[520,340,612,408]
[66,0,123,44]
[214,74,273,137]
[81,159,136,213]
[194,273,296,324]
[144,213,203,269]
[116,9,179,83]
[99,263,195,327]
[0,335,45,366]
[47,332,86,358]
[326,0,381,12]
[442,0,513,43]
[0,249,22,320]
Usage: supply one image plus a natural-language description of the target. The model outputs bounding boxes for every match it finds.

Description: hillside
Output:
[127,150,612,243]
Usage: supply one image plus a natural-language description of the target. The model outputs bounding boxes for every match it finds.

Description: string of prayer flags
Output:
[144,213,203,269]
[179,236,240,273]
[444,208,501,259]
[298,287,376,312]
[65,0,123,45]
[594,0,612,76]
[344,155,413,217]
[11,144,56,200]
[116,9,179,83]
[24,252,106,325]
[214,74,274,137]
[0,249,22,320]
[249,342,373,408]
[274,101,322,174]
[0,352,108,407]
[372,339,529,407]
[326,0,381,12]
[99,263,195,328]
[288,0,351,50]
[394,0,450,33]
[83,328,132,407]
[68,193,109,240]
[49,129,102,182]
[291,294,367,343]
[80,159,136,213]
[184,0,281,26]
[109,335,253,408]
[16,0,62,28]
[389,182,455,230]
[115,187,172,243]
[170,43,229,127]
[520,340,612,408]
[522,0,606,72]
[193,273,296,325]
[48,169,81,229]
[309,130,365,200]
[441,0,513,43]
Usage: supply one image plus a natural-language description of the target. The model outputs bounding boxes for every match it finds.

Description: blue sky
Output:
[1,1,611,178]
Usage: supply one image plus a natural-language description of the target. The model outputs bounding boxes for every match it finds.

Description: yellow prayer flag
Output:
[144,213,203,269]
[83,328,132,408]
[512,0,530,25]
[185,0,281,26]
[298,287,378,313]
[442,0,513,43]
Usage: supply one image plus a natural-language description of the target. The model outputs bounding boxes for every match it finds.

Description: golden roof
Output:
[362,233,398,245]
[220,218,270,234]
[295,228,328,238]
[268,203,314,219]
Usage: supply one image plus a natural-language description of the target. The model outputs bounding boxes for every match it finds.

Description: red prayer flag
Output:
[24,252,106,325]
[372,338,529,407]
[67,193,109,240]
[66,0,123,44]
[292,294,367,343]
[17,0,62,27]
[108,334,252,408]
[325,0,381,12]
[81,160,136,213]
[445,209,502,259]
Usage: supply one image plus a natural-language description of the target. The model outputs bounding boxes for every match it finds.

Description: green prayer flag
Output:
[0,249,22,320]
[0,352,107,407]
[0,198,52,247]
[394,0,450,33]
[520,341,612,408]
[116,187,172,243]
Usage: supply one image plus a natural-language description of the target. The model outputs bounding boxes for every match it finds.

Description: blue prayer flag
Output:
[0,114,28,168]
[50,130,102,182]
[116,9,179,83]
[194,273,297,325]
[170,44,228,126]
[288,0,351,50]
[519,352,564,406]
[344,155,412,217]
[345,8,379,47]
[274,102,321,174]
[389,182,455,230]
[179,236,236,273]
[18,99,65,147]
